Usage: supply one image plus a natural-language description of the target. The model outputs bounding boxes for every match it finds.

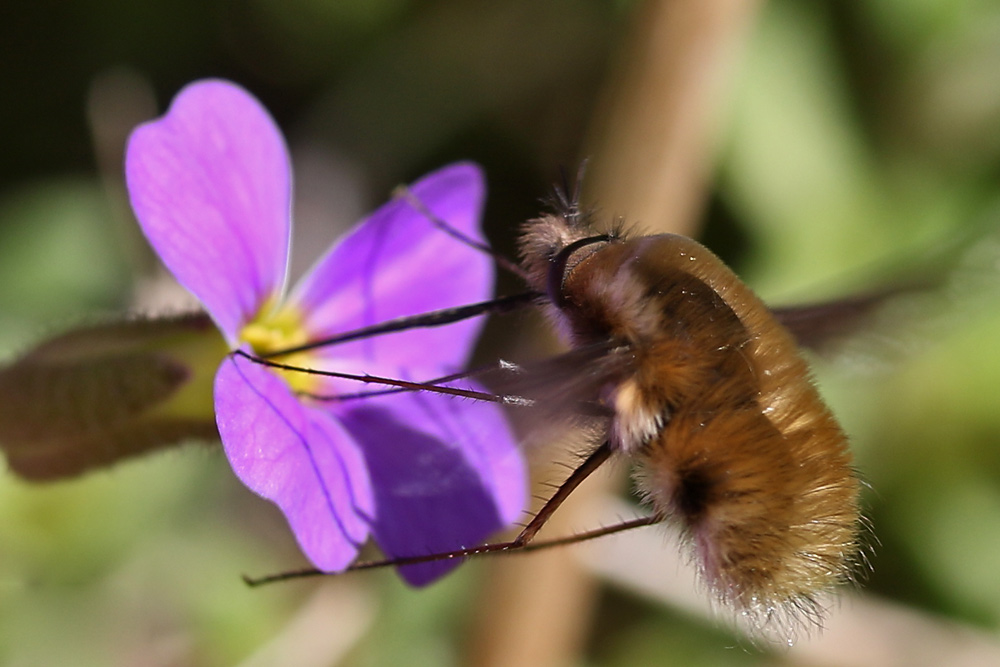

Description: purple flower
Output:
[125,79,525,584]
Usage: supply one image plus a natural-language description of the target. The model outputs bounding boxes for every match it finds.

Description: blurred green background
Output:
[3,0,1000,665]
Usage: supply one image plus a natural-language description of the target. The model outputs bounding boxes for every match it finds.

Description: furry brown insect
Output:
[519,202,860,626]
[245,185,864,636]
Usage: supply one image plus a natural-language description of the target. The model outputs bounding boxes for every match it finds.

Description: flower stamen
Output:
[240,305,319,394]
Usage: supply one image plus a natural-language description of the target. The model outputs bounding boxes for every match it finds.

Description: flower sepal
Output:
[0,312,225,481]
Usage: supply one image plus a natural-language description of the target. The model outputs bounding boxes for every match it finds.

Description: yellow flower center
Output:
[240,303,321,395]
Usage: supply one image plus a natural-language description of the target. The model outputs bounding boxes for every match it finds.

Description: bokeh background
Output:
[4,0,1000,665]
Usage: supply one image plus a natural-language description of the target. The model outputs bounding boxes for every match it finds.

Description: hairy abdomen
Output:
[561,234,860,622]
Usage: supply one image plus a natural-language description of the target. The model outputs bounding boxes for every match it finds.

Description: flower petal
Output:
[215,353,374,571]
[288,162,491,375]
[126,80,292,343]
[340,387,526,586]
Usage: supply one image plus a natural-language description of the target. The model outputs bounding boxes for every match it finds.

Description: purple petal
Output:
[126,80,292,343]
[215,353,374,571]
[288,162,491,376]
[340,387,526,586]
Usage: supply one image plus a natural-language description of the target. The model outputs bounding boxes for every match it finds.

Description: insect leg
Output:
[242,441,619,586]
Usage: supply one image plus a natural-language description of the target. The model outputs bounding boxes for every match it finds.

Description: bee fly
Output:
[245,177,865,634]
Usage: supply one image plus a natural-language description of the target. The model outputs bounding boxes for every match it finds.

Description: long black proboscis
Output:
[234,350,512,404]
[264,291,541,359]
[302,362,527,403]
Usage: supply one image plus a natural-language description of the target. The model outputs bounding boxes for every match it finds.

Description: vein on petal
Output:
[228,355,364,548]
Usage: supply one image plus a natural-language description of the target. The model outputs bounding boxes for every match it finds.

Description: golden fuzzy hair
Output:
[519,211,861,633]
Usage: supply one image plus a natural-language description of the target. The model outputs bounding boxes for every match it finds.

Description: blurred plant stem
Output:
[465,1,762,665]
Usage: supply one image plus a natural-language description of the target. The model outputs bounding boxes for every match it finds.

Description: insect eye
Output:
[547,235,611,308]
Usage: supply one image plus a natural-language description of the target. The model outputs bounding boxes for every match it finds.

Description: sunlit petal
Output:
[289,162,491,375]
[215,353,374,571]
[126,80,292,343]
